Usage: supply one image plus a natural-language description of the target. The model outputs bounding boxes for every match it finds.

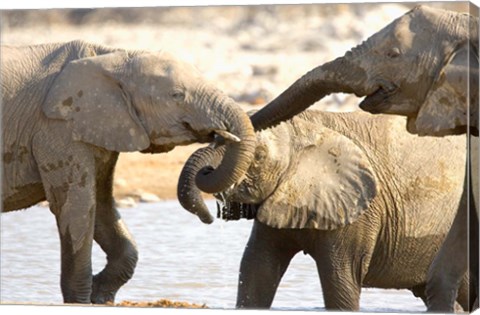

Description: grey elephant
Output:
[177,110,474,311]
[231,6,478,312]
[353,6,479,313]
[1,40,256,304]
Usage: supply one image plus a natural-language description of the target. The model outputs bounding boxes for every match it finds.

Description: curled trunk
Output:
[195,99,256,194]
[177,146,225,223]
[179,54,365,222]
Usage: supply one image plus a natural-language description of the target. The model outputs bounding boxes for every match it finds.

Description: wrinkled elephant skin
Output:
[179,110,474,311]
[247,6,478,312]
[1,40,256,304]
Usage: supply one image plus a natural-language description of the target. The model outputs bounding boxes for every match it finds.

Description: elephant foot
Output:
[63,295,92,304]
[91,274,118,304]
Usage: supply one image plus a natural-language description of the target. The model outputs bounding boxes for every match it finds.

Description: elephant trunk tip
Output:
[177,189,215,224]
[198,212,214,224]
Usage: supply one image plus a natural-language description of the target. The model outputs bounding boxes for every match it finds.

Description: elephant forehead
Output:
[391,15,414,49]
[363,14,413,57]
[133,52,198,78]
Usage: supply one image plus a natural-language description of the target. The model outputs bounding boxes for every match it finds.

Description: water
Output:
[1,200,426,312]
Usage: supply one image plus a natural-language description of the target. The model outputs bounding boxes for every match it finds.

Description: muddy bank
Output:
[114,299,207,308]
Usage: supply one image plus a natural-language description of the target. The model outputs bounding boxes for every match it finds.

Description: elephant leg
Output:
[91,154,138,304]
[410,284,427,305]
[468,198,479,311]
[470,135,480,308]
[455,272,477,312]
[236,221,299,309]
[314,250,366,311]
[411,284,465,312]
[35,151,97,303]
[55,213,95,303]
[426,190,469,312]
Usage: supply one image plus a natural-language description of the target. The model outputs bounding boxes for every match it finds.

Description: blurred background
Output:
[1,2,471,111]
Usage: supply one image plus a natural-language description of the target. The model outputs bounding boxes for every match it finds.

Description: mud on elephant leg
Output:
[35,135,98,303]
[47,184,96,303]
[236,221,300,309]
[58,224,95,303]
[91,155,138,304]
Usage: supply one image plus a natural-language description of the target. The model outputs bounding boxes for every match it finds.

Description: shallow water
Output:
[1,200,426,312]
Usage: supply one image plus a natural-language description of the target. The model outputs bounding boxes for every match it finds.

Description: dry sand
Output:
[113,144,205,201]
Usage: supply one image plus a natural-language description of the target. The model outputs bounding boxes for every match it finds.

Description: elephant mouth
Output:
[181,122,216,143]
[359,83,398,114]
[182,122,243,145]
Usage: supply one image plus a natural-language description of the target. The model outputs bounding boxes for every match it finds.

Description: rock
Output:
[127,189,162,203]
[251,64,278,76]
[139,192,162,203]
[114,178,128,188]
[115,197,137,208]
[37,201,49,207]
[234,87,273,106]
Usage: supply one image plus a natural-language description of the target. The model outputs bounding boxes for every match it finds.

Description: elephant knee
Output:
[127,246,139,275]
[119,243,138,282]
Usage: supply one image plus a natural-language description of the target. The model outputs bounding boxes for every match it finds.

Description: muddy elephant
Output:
[178,110,474,311]
[1,40,256,304]
[235,6,478,312]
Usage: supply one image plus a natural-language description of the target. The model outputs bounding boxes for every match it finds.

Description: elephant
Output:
[177,109,475,311]
[247,6,478,136]
[1,40,256,304]
[352,6,479,313]
[225,6,478,312]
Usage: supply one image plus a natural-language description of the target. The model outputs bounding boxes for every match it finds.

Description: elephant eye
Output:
[254,146,268,161]
[386,47,401,58]
[171,90,186,102]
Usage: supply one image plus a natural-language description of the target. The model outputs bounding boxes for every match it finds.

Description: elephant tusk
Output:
[213,130,241,148]
[215,130,241,142]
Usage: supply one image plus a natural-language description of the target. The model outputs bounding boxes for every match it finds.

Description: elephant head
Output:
[42,47,256,196]
[178,114,377,228]
[250,6,479,136]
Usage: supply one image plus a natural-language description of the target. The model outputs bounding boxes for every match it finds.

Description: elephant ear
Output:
[415,42,479,135]
[256,126,377,230]
[43,51,150,152]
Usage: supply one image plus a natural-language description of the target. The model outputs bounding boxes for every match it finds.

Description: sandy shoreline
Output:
[113,144,210,202]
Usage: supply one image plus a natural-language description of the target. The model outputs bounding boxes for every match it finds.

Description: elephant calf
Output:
[178,110,473,311]
[1,40,256,304]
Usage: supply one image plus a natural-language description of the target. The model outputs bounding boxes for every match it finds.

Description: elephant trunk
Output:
[195,97,256,194]
[179,51,368,223]
[178,146,225,224]
[250,55,367,131]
